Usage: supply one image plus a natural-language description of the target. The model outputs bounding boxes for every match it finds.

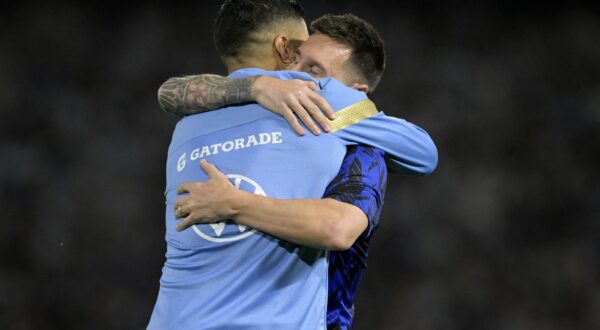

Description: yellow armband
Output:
[329,99,379,133]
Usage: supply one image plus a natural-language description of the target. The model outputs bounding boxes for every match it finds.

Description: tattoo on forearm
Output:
[157,74,258,117]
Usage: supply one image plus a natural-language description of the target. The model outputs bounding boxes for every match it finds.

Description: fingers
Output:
[174,205,187,219]
[307,92,335,121]
[288,97,321,135]
[301,81,334,120]
[299,95,331,133]
[174,196,190,217]
[282,107,306,136]
[200,159,222,179]
[177,182,195,195]
[305,81,319,91]
[173,200,198,231]
[176,215,194,232]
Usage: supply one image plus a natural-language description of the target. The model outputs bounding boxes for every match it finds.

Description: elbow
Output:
[318,199,365,251]
[157,81,169,112]
[324,234,354,251]
[157,79,170,105]
[383,124,439,176]
[414,134,438,176]
[322,218,357,251]
[157,78,183,116]
[422,141,438,175]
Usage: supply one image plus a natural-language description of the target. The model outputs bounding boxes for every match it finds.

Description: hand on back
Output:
[252,75,335,136]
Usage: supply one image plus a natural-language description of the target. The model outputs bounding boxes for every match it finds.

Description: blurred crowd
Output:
[0,1,598,329]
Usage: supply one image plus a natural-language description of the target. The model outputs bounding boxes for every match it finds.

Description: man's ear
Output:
[350,83,369,93]
[274,35,295,65]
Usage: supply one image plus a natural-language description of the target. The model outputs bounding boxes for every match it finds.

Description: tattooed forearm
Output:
[157,74,259,117]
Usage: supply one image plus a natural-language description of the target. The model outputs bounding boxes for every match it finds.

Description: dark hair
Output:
[214,0,305,57]
[311,14,386,91]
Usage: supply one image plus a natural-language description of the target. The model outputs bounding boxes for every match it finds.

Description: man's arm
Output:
[174,153,385,251]
[318,90,437,175]
[161,72,438,174]
[333,109,438,175]
[220,194,366,251]
[322,145,387,240]
[158,75,257,117]
[158,74,335,136]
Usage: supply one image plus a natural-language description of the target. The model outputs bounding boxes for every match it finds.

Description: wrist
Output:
[251,75,272,102]
[227,189,252,221]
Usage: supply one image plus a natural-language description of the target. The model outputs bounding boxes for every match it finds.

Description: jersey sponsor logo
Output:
[177,152,186,172]
[192,174,266,242]
[177,132,283,172]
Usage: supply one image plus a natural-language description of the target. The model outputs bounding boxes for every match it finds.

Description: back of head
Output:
[311,14,386,92]
[214,0,305,68]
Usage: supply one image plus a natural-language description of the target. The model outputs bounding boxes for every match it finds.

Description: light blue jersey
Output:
[148,69,437,330]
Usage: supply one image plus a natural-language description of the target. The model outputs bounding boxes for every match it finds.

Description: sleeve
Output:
[323,145,387,239]
[316,78,438,176]
[332,107,438,176]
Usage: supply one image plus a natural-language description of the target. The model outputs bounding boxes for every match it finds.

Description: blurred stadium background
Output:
[1,1,598,329]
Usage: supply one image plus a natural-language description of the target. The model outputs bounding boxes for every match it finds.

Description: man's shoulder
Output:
[228,68,315,82]
[317,78,367,113]
[341,145,386,180]
[229,68,369,112]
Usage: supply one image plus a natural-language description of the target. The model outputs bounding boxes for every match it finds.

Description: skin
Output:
[166,27,377,251]
[175,160,367,250]
[157,19,313,120]
[158,30,367,135]
[222,19,310,73]
[288,32,368,92]
[158,74,334,134]
[158,75,260,117]
[289,33,352,82]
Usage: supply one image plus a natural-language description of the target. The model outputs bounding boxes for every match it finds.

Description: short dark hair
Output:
[311,14,386,91]
[214,0,305,58]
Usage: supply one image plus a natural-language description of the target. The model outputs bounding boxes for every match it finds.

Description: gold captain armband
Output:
[328,98,379,133]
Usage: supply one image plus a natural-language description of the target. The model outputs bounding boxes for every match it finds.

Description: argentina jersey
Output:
[148,69,438,330]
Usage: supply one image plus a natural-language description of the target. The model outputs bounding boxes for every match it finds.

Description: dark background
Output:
[1,1,599,329]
